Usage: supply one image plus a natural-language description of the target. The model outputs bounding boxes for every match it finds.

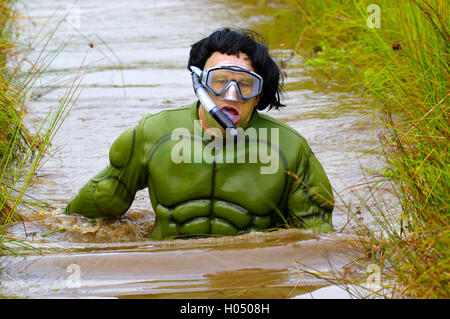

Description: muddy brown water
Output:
[0,0,394,298]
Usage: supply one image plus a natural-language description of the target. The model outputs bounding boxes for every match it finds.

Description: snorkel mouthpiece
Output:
[190,66,238,137]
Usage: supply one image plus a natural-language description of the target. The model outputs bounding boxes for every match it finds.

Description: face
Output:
[199,52,261,132]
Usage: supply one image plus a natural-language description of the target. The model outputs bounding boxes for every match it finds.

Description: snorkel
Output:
[190,66,238,137]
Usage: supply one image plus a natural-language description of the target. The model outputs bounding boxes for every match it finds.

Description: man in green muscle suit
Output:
[64,28,335,239]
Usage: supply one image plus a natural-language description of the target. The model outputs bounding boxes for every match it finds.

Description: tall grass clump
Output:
[0,0,33,162]
[0,0,30,224]
[273,0,449,298]
[0,0,79,255]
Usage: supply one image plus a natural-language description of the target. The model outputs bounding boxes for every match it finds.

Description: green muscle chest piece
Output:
[147,130,287,239]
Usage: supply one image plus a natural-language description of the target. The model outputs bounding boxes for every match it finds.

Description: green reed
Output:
[0,0,80,255]
[274,0,449,298]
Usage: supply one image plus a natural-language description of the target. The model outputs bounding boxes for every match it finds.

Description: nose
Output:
[221,82,240,102]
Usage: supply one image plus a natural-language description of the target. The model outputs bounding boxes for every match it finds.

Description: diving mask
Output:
[200,65,263,101]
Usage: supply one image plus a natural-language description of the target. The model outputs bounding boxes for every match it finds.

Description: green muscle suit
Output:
[64,101,335,239]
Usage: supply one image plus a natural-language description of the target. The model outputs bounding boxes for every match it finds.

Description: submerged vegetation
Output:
[271,0,449,298]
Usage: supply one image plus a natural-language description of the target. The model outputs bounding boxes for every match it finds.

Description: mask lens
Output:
[209,70,232,93]
[205,67,262,99]
[237,77,254,97]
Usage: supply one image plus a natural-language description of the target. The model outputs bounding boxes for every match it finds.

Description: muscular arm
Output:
[286,141,334,233]
[64,122,148,219]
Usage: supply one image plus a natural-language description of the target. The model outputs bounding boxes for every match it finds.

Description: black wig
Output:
[188,28,285,111]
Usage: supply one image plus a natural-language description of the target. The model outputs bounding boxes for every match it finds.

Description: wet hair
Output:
[188,27,285,111]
